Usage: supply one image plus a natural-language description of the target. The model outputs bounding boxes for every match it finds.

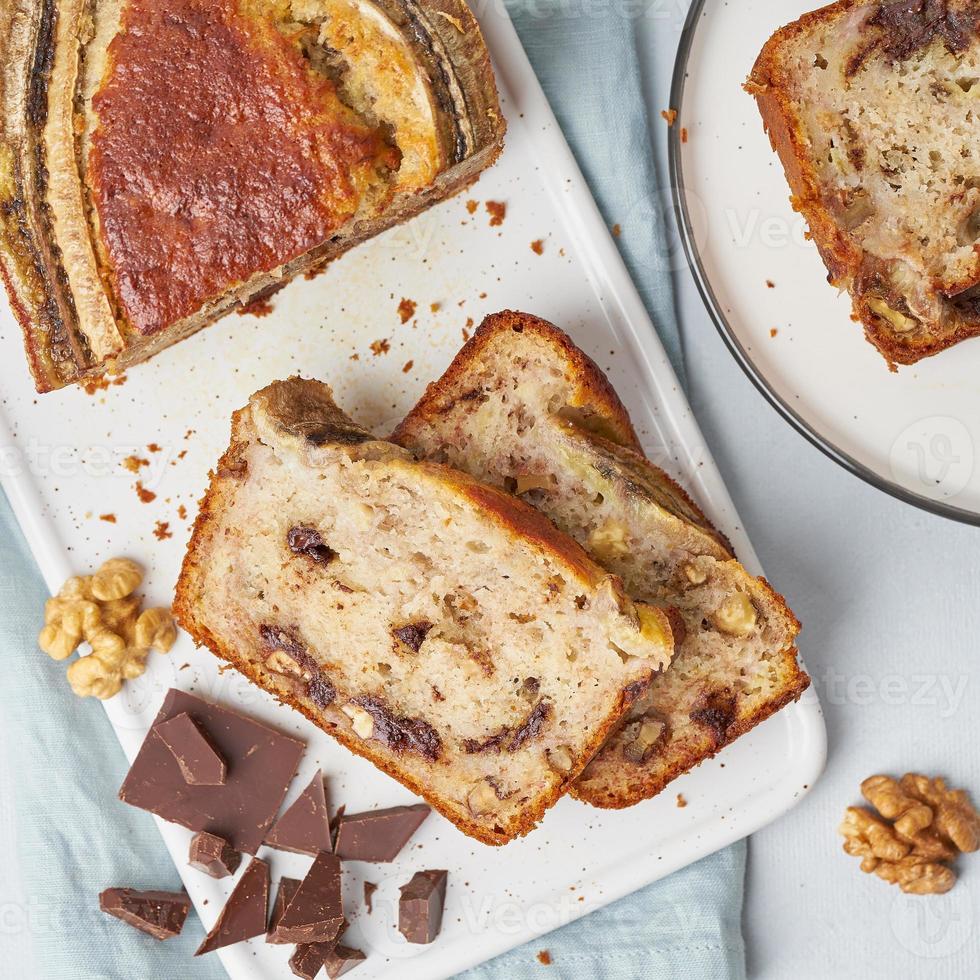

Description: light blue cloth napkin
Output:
[0,2,746,978]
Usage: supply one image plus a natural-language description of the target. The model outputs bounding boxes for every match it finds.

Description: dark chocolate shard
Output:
[99,888,190,941]
[398,870,448,944]
[196,857,270,955]
[289,940,336,980]
[392,621,432,652]
[265,770,331,856]
[188,831,241,879]
[266,877,302,945]
[154,712,227,785]
[334,804,430,862]
[363,881,377,914]
[322,944,367,978]
[119,689,304,854]
[269,852,344,945]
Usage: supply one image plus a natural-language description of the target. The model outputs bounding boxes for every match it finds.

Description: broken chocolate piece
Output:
[322,944,367,978]
[120,689,304,854]
[196,857,270,955]
[188,831,241,879]
[363,881,377,914]
[154,712,227,785]
[289,940,336,980]
[269,852,344,945]
[333,804,430,862]
[287,525,336,564]
[265,770,331,856]
[99,888,190,940]
[266,877,302,945]
[398,870,448,944]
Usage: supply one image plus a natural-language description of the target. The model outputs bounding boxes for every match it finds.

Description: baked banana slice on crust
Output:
[0,0,504,391]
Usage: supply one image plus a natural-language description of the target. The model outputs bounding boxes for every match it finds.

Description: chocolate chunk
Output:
[392,621,432,652]
[398,870,448,944]
[188,831,241,879]
[196,857,270,955]
[268,852,344,945]
[153,712,226,785]
[265,770,331,856]
[363,881,377,914]
[288,526,336,564]
[349,696,442,760]
[322,944,367,978]
[119,689,304,854]
[260,626,337,708]
[463,700,552,754]
[334,804,430,862]
[99,888,190,940]
[266,877,302,944]
[289,941,336,980]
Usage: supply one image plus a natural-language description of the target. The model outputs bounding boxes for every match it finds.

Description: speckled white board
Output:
[0,7,825,978]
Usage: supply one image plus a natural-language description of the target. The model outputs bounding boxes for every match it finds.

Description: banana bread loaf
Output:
[174,377,674,843]
[393,311,808,808]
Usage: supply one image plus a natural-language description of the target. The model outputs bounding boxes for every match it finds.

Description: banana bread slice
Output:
[0,0,503,391]
[393,312,808,808]
[747,1,980,366]
[173,377,674,844]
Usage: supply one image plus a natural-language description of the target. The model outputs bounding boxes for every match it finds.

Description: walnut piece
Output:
[840,773,980,895]
[38,560,177,700]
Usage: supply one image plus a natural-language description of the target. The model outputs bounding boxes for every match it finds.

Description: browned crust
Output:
[174,384,669,846]
[0,0,505,392]
[392,310,642,451]
[746,0,980,366]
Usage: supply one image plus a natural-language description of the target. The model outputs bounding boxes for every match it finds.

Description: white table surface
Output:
[638,9,980,980]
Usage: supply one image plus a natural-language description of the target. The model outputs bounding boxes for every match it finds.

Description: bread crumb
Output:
[177,504,188,520]
[122,455,148,473]
[370,339,391,356]
[770,328,779,338]
[134,481,156,504]
[676,793,687,808]
[537,950,552,965]
[611,223,621,238]
[462,327,471,342]
[530,239,544,255]
[466,199,478,214]
[397,298,416,323]
[237,295,274,317]
[661,108,677,127]
[766,280,775,288]
[486,200,506,226]
[350,353,360,361]
[153,521,172,541]
[99,513,117,524]
[402,360,414,374]
[680,127,689,144]
[430,302,441,313]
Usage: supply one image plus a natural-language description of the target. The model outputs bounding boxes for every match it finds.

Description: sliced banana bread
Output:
[393,312,808,808]
[174,377,674,843]
[747,0,980,365]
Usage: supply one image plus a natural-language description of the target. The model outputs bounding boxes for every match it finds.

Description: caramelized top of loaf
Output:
[89,0,399,335]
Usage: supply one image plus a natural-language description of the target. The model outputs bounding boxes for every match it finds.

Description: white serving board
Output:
[673,0,980,525]
[0,7,826,979]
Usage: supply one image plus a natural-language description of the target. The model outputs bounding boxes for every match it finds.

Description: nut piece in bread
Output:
[393,310,808,808]
[0,0,505,391]
[747,0,980,365]
[174,377,674,844]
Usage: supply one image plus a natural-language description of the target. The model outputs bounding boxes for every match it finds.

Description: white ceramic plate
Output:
[0,6,826,978]
[671,0,980,525]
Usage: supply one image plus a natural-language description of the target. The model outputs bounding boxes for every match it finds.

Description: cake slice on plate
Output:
[393,311,808,807]
[174,377,674,843]
[0,0,504,391]
[747,0,980,365]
